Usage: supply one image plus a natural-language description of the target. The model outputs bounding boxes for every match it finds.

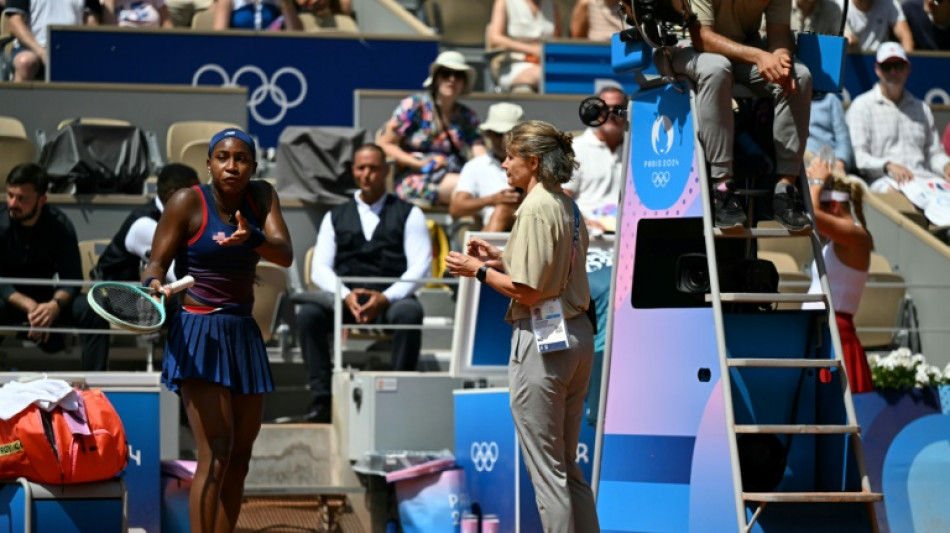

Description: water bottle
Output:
[819,145,835,167]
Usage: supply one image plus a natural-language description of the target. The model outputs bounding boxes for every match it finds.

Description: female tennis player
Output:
[141,128,293,533]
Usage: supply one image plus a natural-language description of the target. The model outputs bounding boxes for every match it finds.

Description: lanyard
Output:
[562,200,581,293]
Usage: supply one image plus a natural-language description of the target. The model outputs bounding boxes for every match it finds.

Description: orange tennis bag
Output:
[0,388,129,484]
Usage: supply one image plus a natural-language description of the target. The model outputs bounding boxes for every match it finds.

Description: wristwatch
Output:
[476,264,490,283]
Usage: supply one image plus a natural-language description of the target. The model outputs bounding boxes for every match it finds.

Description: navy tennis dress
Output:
[162,184,273,395]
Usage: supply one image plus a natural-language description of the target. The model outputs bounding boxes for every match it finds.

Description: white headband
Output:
[820,190,850,202]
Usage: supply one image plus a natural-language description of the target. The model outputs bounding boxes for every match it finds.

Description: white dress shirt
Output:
[846,84,950,183]
[310,191,433,302]
[455,153,510,227]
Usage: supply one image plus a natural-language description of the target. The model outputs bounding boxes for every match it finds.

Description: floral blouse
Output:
[388,93,483,159]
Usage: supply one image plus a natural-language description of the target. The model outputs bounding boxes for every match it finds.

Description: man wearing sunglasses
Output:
[845,41,950,222]
[566,85,627,233]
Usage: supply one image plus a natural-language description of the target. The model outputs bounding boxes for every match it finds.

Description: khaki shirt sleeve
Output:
[504,212,556,293]
[692,0,716,26]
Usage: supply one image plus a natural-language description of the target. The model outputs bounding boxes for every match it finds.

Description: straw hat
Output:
[423,51,476,94]
[479,102,524,133]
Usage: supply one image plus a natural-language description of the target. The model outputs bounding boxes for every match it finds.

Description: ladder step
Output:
[735,424,860,434]
[707,293,827,303]
[712,227,813,238]
[727,358,841,368]
[743,492,883,504]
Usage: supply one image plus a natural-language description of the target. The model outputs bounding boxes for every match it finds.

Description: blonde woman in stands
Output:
[378,51,486,208]
[213,0,303,30]
[803,157,875,393]
[569,0,624,41]
[489,0,561,92]
[102,0,174,28]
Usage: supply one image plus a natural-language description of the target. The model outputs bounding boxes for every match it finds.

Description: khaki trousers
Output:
[509,315,600,533]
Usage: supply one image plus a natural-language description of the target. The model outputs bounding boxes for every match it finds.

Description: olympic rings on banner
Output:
[470,441,500,472]
[192,64,307,126]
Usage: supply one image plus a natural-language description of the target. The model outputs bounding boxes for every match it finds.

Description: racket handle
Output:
[164,275,195,295]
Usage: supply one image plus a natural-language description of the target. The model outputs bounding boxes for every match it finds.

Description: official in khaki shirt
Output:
[447,120,599,533]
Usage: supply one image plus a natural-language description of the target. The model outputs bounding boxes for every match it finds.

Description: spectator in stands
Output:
[804,158,874,393]
[570,0,624,41]
[665,0,813,230]
[845,0,914,52]
[0,163,110,370]
[758,0,842,35]
[489,0,560,92]
[450,102,525,232]
[165,0,212,27]
[296,144,431,423]
[378,51,486,207]
[846,42,950,194]
[4,0,100,82]
[806,92,854,176]
[296,0,352,16]
[102,0,173,27]
[566,85,626,233]
[213,0,303,30]
[92,164,199,283]
[902,0,950,51]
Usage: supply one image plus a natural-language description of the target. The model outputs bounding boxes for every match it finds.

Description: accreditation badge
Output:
[530,298,571,353]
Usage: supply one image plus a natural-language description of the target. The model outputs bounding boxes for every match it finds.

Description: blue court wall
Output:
[47,27,439,148]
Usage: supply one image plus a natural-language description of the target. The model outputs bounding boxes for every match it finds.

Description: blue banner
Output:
[454,389,596,533]
[105,390,161,533]
[842,51,950,106]
[48,28,439,147]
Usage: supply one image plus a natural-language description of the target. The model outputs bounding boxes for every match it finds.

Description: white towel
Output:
[0,378,80,421]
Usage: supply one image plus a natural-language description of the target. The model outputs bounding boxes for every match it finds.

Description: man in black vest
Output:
[92,163,199,282]
[0,163,109,369]
[296,144,432,423]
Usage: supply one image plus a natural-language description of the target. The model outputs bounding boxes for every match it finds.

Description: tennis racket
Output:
[87,276,195,333]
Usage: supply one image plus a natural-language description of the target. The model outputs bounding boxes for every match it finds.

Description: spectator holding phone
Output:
[295,144,432,423]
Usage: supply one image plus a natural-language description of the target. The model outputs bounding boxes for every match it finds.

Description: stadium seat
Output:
[756,220,814,271]
[253,261,289,343]
[0,116,37,192]
[303,246,317,290]
[180,139,211,179]
[166,120,241,167]
[191,8,215,30]
[758,250,810,310]
[56,117,131,130]
[424,0,493,47]
[854,271,906,349]
[869,252,894,274]
[78,239,111,292]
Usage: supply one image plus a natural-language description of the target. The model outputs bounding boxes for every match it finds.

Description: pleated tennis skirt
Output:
[162,308,274,395]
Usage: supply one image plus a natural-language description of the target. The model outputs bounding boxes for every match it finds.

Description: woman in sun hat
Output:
[378,50,487,207]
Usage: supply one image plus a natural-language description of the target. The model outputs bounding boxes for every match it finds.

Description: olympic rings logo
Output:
[470,441,499,472]
[192,64,307,126]
[925,88,950,106]
[651,171,671,188]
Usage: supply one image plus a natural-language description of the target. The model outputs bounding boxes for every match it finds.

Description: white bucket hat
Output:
[479,102,524,133]
[423,50,476,95]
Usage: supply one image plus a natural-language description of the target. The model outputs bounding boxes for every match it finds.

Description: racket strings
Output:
[91,286,163,328]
